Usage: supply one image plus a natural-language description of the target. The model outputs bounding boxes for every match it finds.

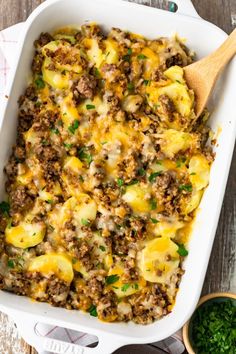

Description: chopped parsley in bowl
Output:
[183,292,236,354]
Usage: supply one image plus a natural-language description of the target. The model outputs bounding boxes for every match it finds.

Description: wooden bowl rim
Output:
[182,292,236,354]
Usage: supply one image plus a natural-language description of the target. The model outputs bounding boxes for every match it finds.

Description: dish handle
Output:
[173,0,200,18]
[10,311,126,354]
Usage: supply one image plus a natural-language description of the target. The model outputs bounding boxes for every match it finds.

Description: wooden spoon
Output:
[184,28,236,117]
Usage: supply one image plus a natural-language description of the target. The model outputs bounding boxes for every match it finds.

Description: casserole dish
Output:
[0,0,235,353]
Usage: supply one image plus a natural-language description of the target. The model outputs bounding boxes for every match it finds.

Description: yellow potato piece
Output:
[74,193,97,225]
[138,237,180,284]
[181,189,203,215]
[164,66,185,84]
[83,38,104,68]
[157,129,198,158]
[28,254,74,283]
[122,184,152,213]
[5,222,46,249]
[60,93,80,126]
[63,156,83,174]
[42,58,70,90]
[107,264,146,298]
[152,218,184,238]
[189,155,210,190]
[104,39,119,64]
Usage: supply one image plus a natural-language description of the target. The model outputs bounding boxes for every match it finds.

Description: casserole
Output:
[0,0,235,353]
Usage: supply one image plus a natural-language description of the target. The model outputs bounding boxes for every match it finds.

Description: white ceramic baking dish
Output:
[0,0,235,353]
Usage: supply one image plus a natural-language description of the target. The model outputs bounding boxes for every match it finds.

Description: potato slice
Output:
[63,156,83,174]
[122,184,152,213]
[73,193,97,225]
[5,222,46,249]
[28,254,74,283]
[156,129,199,158]
[42,58,70,90]
[106,264,146,298]
[189,155,210,190]
[138,237,180,284]
[181,189,203,215]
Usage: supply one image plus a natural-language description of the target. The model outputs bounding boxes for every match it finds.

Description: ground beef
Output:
[47,276,70,306]
[34,32,54,49]
[73,74,97,100]
[97,292,118,322]
[4,157,18,181]
[9,185,34,215]
[32,53,44,74]
[2,271,31,296]
[166,53,184,68]
[158,94,176,122]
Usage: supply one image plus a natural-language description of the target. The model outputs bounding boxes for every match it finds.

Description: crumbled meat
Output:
[73,74,97,99]
[32,53,44,74]
[166,53,184,68]
[9,185,34,214]
[158,94,176,122]
[34,32,54,49]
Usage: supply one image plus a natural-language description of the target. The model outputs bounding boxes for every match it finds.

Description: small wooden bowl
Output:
[182,292,236,354]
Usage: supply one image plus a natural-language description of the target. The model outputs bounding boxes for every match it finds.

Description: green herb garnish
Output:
[177,244,188,257]
[179,184,193,192]
[137,54,147,60]
[0,201,10,215]
[63,143,73,149]
[78,147,93,165]
[127,179,139,186]
[150,198,157,210]
[127,48,132,55]
[89,305,98,317]
[192,300,236,353]
[121,284,130,292]
[105,274,120,285]
[138,168,146,176]
[150,218,159,224]
[86,104,96,110]
[99,245,106,252]
[133,283,139,290]
[35,77,45,89]
[117,178,124,187]
[51,127,59,135]
[143,79,150,86]
[7,259,15,268]
[148,171,162,182]
[190,172,196,176]
[127,82,134,91]
[81,218,90,226]
[68,120,80,134]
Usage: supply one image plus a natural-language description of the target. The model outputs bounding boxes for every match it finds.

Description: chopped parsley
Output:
[127,48,132,55]
[89,305,98,317]
[68,120,80,134]
[46,199,53,204]
[117,178,124,187]
[176,157,186,168]
[127,179,139,186]
[137,54,147,60]
[133,283,139,290]
[86,104,96,110]
[191,299,236,353]
[149,198,157,210]
[51,127,59,135]
[177,243,188,257]
[143,79,150,86]
[156,161,162,165]
[35,77,45,89]
[78,147,93,165]
[179,184,193,192]
[105,274,120,285]
[48,225,55,232]
[7,259,15,268]
[0,201,10,215]
[81,218,90,226]
[148,171,162,182]
[138,168,146,176]
[127,82,134,92]
[63,143,73,149]
[121,284,130,292]
[99,245,106,252]
[150,218,159,224]
[190,172,196,176]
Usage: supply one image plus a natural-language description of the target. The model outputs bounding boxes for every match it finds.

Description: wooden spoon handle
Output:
[205,28,236,75]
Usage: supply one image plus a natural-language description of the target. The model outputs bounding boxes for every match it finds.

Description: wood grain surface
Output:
[0,1,235,353]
